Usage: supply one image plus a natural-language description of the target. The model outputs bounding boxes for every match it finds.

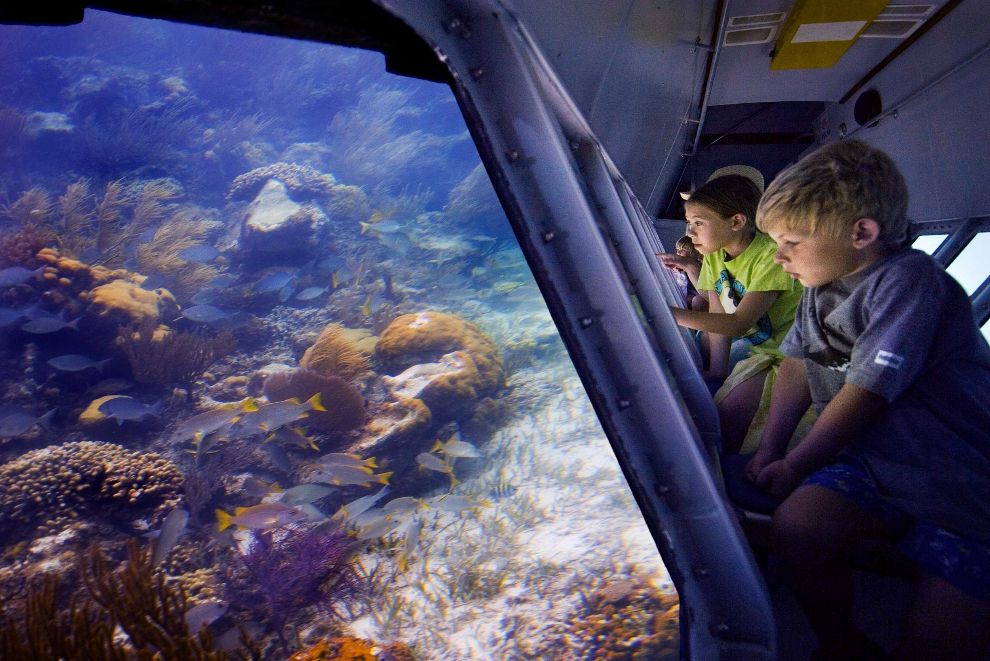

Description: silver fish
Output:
[235,393,325,435]
[179,304,231,323]
[216,503,308,531]
[179,244,220,262]
[47,354,112,372]
[333,486,391,521]
[0,409,55,437]
[185,600,228,634]
[21,316,79,334]
[152,508,189,566]
[0,265,43,288]
[98,397,162,425]
[278,483,336,505]
[294,286,328,301]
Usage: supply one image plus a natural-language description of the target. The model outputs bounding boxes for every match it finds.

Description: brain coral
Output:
[227,162,339,201]
[0,441,183,535]
[375,311,503,396]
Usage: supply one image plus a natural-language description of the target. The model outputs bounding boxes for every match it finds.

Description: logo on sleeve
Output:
[874,350,904,369]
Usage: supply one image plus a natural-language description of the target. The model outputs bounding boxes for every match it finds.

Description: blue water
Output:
[0,9,675,659]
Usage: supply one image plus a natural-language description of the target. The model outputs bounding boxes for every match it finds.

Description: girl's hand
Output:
[755,459,803,498]
[656,252,691,272]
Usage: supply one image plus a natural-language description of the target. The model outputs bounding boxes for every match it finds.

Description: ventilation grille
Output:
[878,4,933,18]
[724,25,777,46]
[861,19,924,38]
[727,12,785,28]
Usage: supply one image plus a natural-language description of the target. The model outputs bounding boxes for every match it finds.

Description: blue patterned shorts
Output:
[804,460,990,602]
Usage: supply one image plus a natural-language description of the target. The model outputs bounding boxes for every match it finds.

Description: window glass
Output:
[911,233,948,255]
[0,10,676,658]
[946,232,990,295]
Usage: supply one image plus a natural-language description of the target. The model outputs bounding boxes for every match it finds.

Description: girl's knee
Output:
[771,490,847,563]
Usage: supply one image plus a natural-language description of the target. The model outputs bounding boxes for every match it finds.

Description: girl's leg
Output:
[717,368,766,453]
[773,484,894,656]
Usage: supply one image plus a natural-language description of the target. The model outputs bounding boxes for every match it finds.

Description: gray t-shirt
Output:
[781,248,990,543]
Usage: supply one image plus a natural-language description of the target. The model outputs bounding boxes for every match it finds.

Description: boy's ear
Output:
[851,218,881,248]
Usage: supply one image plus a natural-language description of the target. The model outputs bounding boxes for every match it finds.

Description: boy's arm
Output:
[745,357,811,481]
[672,290,780,336]
[755,382,886,497]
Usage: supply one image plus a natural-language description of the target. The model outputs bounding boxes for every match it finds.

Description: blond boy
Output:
[751,139,990,659]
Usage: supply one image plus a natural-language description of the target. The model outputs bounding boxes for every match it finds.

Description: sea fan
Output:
[236,523,362,647]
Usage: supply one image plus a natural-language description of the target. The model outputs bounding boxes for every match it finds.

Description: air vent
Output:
[724,25,777,46]
[860,19,924,38]
[877,4,933,18]
[728,12,785,28]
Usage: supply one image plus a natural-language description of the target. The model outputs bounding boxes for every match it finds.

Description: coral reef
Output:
[0,441,183,536]
[237,180,329,265]
[263,368,365,433]
[78,395,128,426]
[227,162,340,201]
[0,187,53,226]
[135,210,222,302]
[563,580,679,659]
[0,224,57,268]
[375,311,504,422]
[288,637,414,661]
[117,321,236,389]
[36,246,180,330]
[358,396,431,450]
[233,523,362,649]
[375,311,503,393]
[299,323,373,382]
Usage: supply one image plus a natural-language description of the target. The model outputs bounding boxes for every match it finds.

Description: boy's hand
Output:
[755,459,803,498]
[745,448,783,483]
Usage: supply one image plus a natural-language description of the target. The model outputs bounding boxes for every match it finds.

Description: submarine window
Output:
[911,233,948,254]
[945,232,990,295]
[0,8,677,659]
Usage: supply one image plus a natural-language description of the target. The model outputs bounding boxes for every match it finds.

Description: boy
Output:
[749,139,990,659]
[661,172,803,452]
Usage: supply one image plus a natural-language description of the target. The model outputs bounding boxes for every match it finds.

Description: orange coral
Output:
[300,323,373,382]
[375,311,503,396]
[287,637,413,661]
[89,279,178,326]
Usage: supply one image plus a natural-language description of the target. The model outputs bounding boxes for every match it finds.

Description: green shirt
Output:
[697,231,803,356]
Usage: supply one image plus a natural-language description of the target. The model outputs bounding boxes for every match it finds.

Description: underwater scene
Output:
[0,10,677,659]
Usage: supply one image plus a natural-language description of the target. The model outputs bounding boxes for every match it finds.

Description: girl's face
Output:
[684,202,738,255]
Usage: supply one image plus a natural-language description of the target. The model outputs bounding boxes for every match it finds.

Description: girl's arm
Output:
[672,290,780,337]
[755,382,886,497]
[657,253,702,289]
[703,290,730,381]
[745,357,811,481]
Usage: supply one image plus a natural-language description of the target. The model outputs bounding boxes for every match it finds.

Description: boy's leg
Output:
[773,480,898,655]
[894,522,990,660]
[893,574,990,661]
[717,369,766,453]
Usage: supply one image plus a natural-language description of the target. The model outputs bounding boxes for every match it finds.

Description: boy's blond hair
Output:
[756,139,909,246]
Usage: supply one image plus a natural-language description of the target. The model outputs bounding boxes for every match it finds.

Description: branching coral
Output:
[0,441,183,537]
[135,211,222,302]
[0,187,53,226]
[233,523,362,650]
[263,368,365,433]
[0,224,57,268]
[299,323,372,382]
[117,321,236,389]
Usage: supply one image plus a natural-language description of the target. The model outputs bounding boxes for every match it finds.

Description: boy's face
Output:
[684,203,738,255]
[767,228,862,287]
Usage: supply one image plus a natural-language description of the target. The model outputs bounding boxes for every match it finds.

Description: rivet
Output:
[657,484,670,494]
[694,567,711,578]
[542,231,555,242]
[469,67,485,80]
[579,317,594,328]
[617,398,631,410]
[506,149,520,162]
[714,623,730,635]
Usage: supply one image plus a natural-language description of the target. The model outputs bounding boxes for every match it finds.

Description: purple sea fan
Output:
[238,521,363,627]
